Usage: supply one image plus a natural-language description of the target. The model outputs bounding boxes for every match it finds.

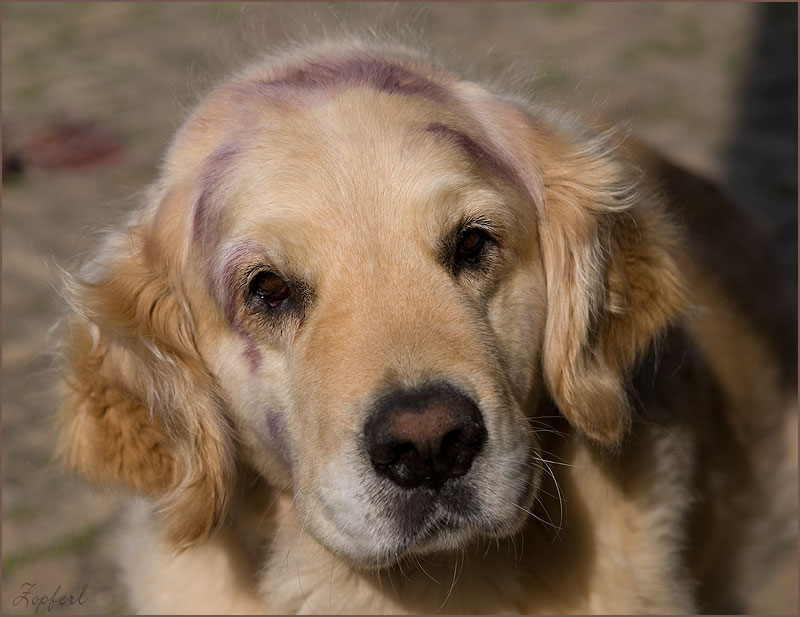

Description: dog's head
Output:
[58,41,684,567]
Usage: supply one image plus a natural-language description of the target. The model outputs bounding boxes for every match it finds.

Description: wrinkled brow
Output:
[424,122,523,190]
[243,56,450,103]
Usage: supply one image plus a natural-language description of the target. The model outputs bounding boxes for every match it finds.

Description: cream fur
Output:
[57,40,797,614]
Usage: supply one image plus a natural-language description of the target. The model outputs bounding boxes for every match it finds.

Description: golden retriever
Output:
[57,40,797,614]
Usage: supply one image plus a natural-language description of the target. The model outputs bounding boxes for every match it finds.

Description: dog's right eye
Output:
[249,272,292,308]
[449,224,495,275]
[455,228,487,266]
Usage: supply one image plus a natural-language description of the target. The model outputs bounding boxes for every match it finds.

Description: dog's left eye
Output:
[454,227,489,267]
[250,272,292,308]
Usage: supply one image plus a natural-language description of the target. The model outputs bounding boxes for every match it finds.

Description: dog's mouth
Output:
[324,486,484,569]
[310,441,540,570]
[295,384,540,569]
[385,480,481,541]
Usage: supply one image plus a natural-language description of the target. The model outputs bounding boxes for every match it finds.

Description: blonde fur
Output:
[57,41,796,614]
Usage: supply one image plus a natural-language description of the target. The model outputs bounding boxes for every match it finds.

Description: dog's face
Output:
[179,87,547,564]
[58,43,684,567]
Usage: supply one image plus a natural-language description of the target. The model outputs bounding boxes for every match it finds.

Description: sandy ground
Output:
[2,3,796,614]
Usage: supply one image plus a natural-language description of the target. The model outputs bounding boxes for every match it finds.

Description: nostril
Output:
[441,428,461,451]
[364,384,487,490]
[369,440,414,466]
[436,424,484,474]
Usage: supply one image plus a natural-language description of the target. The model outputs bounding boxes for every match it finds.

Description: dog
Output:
[56,39,797,614]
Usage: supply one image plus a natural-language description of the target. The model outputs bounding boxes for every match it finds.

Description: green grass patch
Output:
[721,52,744,77]
[532,62,571,89]
[617,14,706,67]
[2,524,103,576]
[3,502,37,522]
[206,2,241,23]
[17,79,48,104]
[1,170,26,189]
[535,3,582,18]
[640,94,686,122]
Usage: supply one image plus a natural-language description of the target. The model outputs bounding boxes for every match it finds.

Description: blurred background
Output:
[2,3,796,614]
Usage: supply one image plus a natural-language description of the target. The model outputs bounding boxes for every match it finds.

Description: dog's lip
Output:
[398,449,542,554]
[351,514,473,569]
[383,493,484,557]
[313,429,539,567]
[409,512,470,545]
[318,486,478,568]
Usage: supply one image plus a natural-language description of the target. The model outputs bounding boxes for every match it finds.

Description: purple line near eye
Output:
[424,122,524,191]
[213,242,259,325]
[206,243,264,372]
[193,144,239,249]
[229,323,261,373]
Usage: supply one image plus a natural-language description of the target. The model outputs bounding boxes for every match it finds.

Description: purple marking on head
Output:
[206,242,265,373]
[236,326,262,372]
[211,242,262,325]
[424,122,523,190]
[193,144,239,249]
[244,56,449,105]
[267,410,292,466]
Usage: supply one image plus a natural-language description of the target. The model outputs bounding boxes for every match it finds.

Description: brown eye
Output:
[250,272,292,308]
[455,227,487,266]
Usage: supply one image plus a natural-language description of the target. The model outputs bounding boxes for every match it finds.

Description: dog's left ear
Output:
[460,88,685,446]
[536,156,686,446]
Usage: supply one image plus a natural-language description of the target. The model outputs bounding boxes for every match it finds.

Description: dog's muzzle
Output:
[363,383,487,490]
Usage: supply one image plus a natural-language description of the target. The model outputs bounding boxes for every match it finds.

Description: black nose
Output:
[364,384,486,490]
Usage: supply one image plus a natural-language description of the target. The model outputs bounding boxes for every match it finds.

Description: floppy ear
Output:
[458,88,685,445]
[57,219,234,547]
[536,133,685,446]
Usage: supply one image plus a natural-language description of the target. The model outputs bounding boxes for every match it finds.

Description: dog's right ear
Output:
[57,217,234,548]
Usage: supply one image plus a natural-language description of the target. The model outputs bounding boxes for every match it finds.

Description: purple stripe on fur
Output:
[207,242,264,372]
[193,144,239,248]
[244,56,449,104]
[214,242,260,324]
[424,122,523,189]
[237,326,262,372]
[267,410,292,466]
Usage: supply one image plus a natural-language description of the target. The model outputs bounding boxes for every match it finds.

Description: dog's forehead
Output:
[195,90,520,254]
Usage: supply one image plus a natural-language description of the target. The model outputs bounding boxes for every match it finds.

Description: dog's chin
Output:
[310,476,539,572]
[330,507,531,572]
[333,526,471,571]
